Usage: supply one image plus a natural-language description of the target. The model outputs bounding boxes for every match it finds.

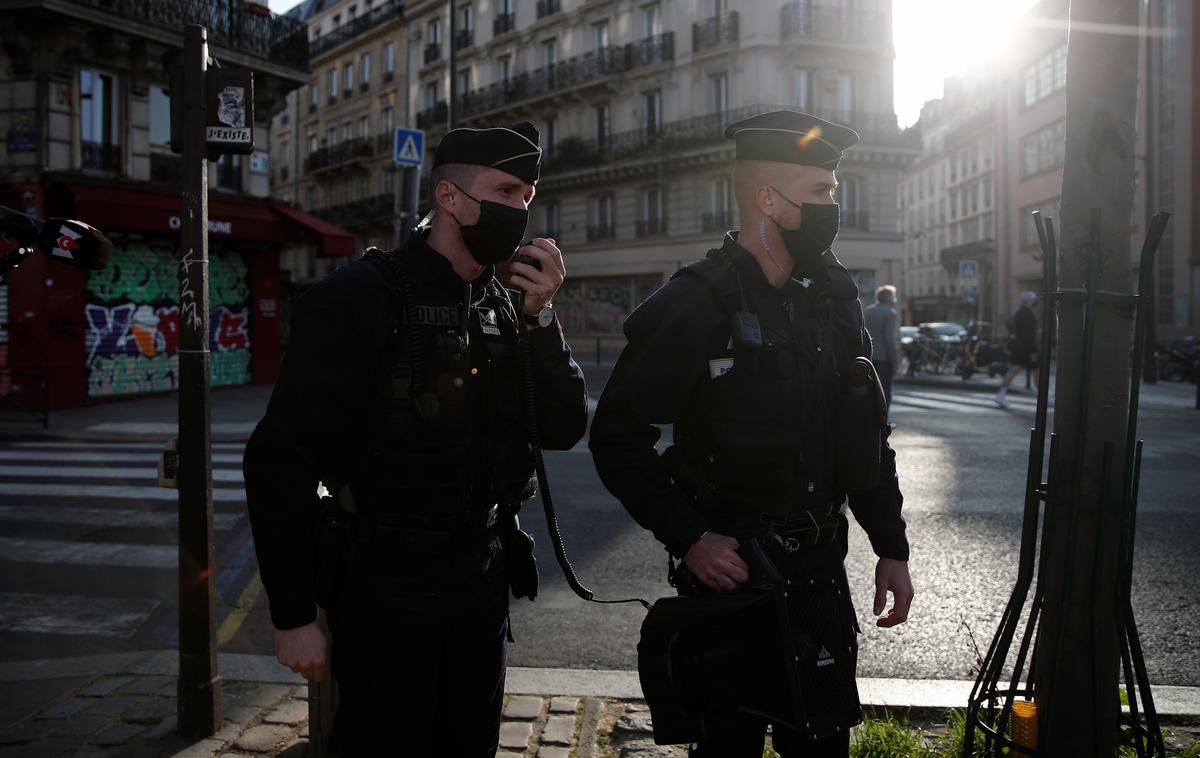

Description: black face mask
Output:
[769,187,840,262]
[450,184,530,266]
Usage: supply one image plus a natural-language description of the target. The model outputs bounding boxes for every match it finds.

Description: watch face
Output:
[537,306,555,328]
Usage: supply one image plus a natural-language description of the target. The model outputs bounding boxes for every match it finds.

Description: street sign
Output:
[394,127,425,166]
[959,259,979,285]
[963,285,978,305]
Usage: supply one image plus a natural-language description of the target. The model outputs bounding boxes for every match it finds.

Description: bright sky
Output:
[893,0,1041,127]
[267,0,1042,129]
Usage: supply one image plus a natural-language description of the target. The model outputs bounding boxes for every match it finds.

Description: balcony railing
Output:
[493,12,515,36]
[314,193,394,229]
[73,0,309,69]
[150,152,180,185]
[702,210,732,232]
[309,0,403,59]
[692,12,739,53]
[841,209,870,231]
[303,137,375,173]
[416,101,448,130]
[454,28,474,49]
[781,2,882,44]
[536,0,560,19]
[456,34,672,122]
[375,132,394,154]
[81,140,121,172]
[635,218,667,238]
[586,223,616,242]
[543,105,905,176]
[424,42,442,64]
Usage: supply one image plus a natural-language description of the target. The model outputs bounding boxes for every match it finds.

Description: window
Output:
[216,154,241,190]
[342,120,353,142]
[643,2,662,36]
[709,72,728,116]
[327,68,338,102]
[498,55,511,83]
[326,126,337,146]
[361,53,371,87]
[589,194,616,240]
[80,68,120,171]
[639,186,665,236]
[382,105,394,134]
[1024,42,1068,106]
[344,62,355,94]
[1054,43,1067,89]
[595,102,611,147]
[307,187,316,209]
[1020,119,1066,177]
[712,0,727,13]
[309,82,319,110]
[544,200,560,237]
[835,71,854,115]
[360,174,369,199]
[644,90,662,134]
[545,115,558,162]
[428,18,441,45]
[359,114,370,138]
[498,0,512,13]
[458,69,471,95]
[425,81,439,110]
[308,132,318,155]
[839,176,863,229]
[792,69,813,110]
[706,175,732,231]
[149,85,170,147]
[594,20,609,49]
[459,4,473,32]
[384,42,396,76]
[543,38,558,67]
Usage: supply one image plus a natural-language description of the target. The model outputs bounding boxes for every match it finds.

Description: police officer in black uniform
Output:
[589,111,914,757]
[243,122,587,756]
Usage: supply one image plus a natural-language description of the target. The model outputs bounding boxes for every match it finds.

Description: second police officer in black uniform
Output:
[590,110,915,758]
[243,122,588,756]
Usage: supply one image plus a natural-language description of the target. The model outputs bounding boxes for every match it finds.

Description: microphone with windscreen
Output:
[0,204,113,273]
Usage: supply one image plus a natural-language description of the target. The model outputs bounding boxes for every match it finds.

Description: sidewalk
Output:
[1,653,1198,757]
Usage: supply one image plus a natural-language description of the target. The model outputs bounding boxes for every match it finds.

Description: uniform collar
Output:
[719,231,831,300]
[402,228,497,301]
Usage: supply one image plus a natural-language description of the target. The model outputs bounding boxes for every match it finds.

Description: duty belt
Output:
[761,503,843,553]
[359,505,497,556]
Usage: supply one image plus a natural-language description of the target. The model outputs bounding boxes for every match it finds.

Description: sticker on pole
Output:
[206,68,255,154]
[394,127,425,167]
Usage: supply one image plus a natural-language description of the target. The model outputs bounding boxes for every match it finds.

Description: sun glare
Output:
[893,0,1041,128]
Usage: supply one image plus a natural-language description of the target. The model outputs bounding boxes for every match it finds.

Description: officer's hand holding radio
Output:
[500,238,565,317]
[685,532,751,592]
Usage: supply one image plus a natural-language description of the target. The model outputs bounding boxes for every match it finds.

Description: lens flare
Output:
[796,127,822,149]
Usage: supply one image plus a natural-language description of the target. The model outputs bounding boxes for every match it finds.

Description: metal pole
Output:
[177,24,221,736]
[448,0,457,129]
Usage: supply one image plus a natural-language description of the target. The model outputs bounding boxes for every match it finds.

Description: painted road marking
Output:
[0,451,243,464]
[0,505,241,530]
[0,465,244,483]
[0,536,176,568]
[12,441,246,452]
[0,483,245,502]
[0,592,160,638]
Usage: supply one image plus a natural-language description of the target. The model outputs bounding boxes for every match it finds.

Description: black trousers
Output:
[326,554,510,757]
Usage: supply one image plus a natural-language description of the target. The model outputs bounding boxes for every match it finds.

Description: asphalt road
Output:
[0,371,1194,714]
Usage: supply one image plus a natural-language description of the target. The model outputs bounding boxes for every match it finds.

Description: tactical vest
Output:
[355,249,535,525]
[671,251,865,519]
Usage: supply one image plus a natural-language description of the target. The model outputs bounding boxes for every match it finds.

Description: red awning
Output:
[66,182,292,243]
[269,202,356,258]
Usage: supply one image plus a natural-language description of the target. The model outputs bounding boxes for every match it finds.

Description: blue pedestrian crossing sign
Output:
[394,127,425,167]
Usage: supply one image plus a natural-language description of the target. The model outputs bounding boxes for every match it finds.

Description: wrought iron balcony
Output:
[424,42,442,64]
[456,34,672,122]
[309,0,402,60]
[635,218,667,238]
[150,152,181,185]
[841,209,870,231]
[493,12,515,37]
[781,2,883,44]
[454,28,474,49]
[416,101,448,130]
[692,12,738,53]
[303,137,375,173]
[536,0,560,19]
[375,132,395,154]
[586,223,616,242]
[315,193,394,229]
[702,211,732,233]
[70,0,309,69]
[81,140,120,172]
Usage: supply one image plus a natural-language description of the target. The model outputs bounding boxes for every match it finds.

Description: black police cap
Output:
[724,110,859,169]
[432,121,542,185]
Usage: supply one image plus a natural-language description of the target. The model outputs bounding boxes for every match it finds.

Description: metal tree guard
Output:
[963,209,1172,757]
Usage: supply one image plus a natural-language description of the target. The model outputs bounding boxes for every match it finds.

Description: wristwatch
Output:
[524,304,555,328]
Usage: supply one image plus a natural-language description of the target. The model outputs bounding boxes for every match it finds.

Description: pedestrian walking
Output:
[997,290,1040,408]
[863,284,900,408]
[589,110,913,758]
[242,123,588,757]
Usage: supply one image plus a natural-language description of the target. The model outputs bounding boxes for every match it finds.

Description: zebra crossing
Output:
[0,438,252,646]
[890,386,1043,414]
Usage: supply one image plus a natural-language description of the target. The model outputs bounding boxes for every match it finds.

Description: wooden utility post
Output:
[177,23,221,736]
[1032,0,1141,754]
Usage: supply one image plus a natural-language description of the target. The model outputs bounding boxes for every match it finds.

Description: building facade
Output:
[0,0,349,408]
[400,0,913,338]
[899,76,997,327]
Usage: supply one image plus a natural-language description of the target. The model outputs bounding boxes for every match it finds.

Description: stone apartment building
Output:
[0,0,349,408]
[395,0,914,337]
